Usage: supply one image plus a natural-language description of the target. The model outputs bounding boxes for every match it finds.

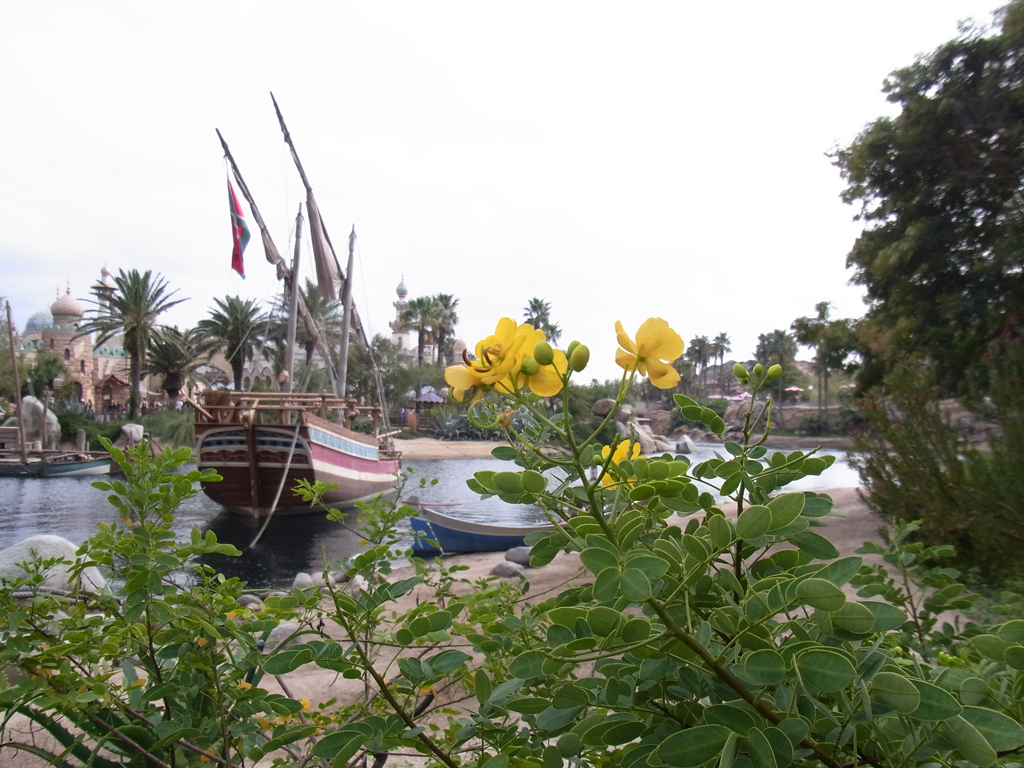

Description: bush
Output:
[143,408,196,447]
[5,322,1024,768]
[850,348,1024,584]
[55,411,123,447]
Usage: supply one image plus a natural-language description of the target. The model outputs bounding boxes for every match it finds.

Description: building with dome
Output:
[388,276,429,363]
[19,275,145,410]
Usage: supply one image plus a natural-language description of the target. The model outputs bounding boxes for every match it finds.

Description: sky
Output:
[0,1,1006,384]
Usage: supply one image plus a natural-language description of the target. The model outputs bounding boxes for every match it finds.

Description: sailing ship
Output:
[192,96,400,519]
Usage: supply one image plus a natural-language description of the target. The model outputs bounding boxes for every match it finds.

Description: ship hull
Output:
[195,421,400,518]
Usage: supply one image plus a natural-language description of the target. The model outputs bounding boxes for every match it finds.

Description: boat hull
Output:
[409,506,555,554]
[0,454,115,477]
[196,422,400,518]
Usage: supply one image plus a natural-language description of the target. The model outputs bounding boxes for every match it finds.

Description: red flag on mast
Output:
[227,180,250,278]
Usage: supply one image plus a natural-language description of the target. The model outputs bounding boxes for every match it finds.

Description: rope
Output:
[246,424,302,549]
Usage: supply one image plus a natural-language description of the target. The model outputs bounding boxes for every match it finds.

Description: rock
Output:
[113,423,145,449]
[329,570,351,585]
[615,421,658,454]
[490,561,525,578]
[292,572,313,589]
[614,404,634,423]
[505,547,533,567]
[592,398,617,417]
[0,535,105,592]
[236,594,263,608]
[311,571,337,588]
[345,574,368,596]
[676,435,697,454]
[264,620,304,652]
[4,396,60,448]
[652,436,674,453]
[647,410,673,435]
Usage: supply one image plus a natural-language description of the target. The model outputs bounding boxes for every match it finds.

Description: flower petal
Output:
[615,320,637,355]
[636,317,684,361]
[615,347,638,372]
[646,358,681,389]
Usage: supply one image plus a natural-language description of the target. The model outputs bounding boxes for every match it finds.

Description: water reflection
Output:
[0,446,859,588]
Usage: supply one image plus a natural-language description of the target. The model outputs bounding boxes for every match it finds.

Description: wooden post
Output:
[283,204,303,396]
[5,303,28,464]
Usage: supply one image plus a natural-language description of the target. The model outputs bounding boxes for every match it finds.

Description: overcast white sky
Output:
[0,1,1005,383]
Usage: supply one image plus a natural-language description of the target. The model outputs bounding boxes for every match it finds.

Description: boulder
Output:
[3,396,61,448]
[490,561,525,578]
[311,571,337,589]
[345,574,368,596]
[647,410,673,436]
[615,421,657,454]
[0,535,105,592]
[114,423,145,449]
[264,620,304,652]
[592,398,617,417]
[505,547,533,567]
[614,404,634,423]
[292,572,313,589]
[236,594,263,609]
[676,435,697,454]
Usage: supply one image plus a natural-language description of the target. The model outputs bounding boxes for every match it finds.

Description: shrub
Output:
[4,320,1024,768]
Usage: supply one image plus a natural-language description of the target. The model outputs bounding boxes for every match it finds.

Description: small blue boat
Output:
[407,500,555,555]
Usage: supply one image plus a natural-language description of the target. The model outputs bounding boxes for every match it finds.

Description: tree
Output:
[792,302,831,415]
[713,332,731,395]
[756,329,798,406]
[23,351,68,399]
[834,2,1024,395]
[523,297,562,345]
[75,269,185,416]
[197,296,265,391]
[400,296,441,367]
[685,335,711,393]
[144,327,217,400]
[433,294,460,367]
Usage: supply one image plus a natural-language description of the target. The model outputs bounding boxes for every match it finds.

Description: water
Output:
[0,445,860,588]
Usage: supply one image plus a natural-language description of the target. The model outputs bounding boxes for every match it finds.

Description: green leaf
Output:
[746,727,778,768]
[509,651,545,679]
[580,547,618,575]
[592,568,621,601]
[708,515,734,549]
[621,618,652,643]
[830,601,875,634]
[871,671,921,713]
[910,679,962,721]
[620,569,652,601]
[795,578,846,612]
[625,551,670,580]
[704,703,757,734]
[428,650,469,673]
[491,446,518,460]
[795,648,856,692]
[263,647,314,675]
[587,606,621,636]
[474,670,492,706]
[959,677,989,705]
[656,725,731,767]
[960,705,1024,751]
[791,531,839,560]
[310,728,368,762]
[813,556,863,587]
[536,705,585,732]
[767,493,805,529]
[492,471,524,494]
[710,416,726,435]
[743,649,786,685]
[861,601,908,631]
[736,505,772,540]
[521,470,547,494]
[944,715,998,767]
[592,720,645,746]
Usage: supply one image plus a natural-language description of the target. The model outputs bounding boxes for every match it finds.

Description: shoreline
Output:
[396,434,853,460]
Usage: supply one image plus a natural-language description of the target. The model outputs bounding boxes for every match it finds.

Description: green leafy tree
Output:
[433,293,460,367]
[75,269,185,416]
[523,297,562,345]
[834,2,1024,395]
[713,332,731,394]
[792,302,832,415]
[400,296,441,367]
[144,327,217,400]
[756,329,798,406]
[23,351,68,399]
[197,296,265,391]
[686,334,712,393]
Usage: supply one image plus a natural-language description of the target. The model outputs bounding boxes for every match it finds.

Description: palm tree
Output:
[400,296,441,367]
[270,279,344,368]
[686,335,711,393]
[523,298,561,344]
[714,332,732,395]
[144,327,217,400]
[433,294,459,367]
[756,329,798,407]
[198,296,265,391]
[76,269,186,416]
[792,302,830,416]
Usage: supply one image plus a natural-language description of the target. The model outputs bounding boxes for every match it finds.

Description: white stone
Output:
[490,561,525,578]
[0,535,105,592]
[505,547,533,567]
[292,572,313,589]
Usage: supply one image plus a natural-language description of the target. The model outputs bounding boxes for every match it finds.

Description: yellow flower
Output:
[615,318,684,389]
[258,717,273,729]
[225,611,237,620]
[300,698,311,712]
[121,517,133,527]
[129,678,147,688]
[445,318,532,400]
[196,637,209,647]
[236,681,252,690]
[600,441,641,487]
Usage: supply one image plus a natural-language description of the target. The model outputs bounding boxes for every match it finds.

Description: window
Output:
[64,349,70,361]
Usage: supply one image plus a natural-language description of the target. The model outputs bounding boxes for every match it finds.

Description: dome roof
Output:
[51,290,84,317]
[25,311,52,331]
[396,276,408,299]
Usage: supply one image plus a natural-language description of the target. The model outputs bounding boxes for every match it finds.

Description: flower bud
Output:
[520,356,540,376]
[767,364,782,380]
[732,363,748,380]
[533,341,554,366]
[497,411,514,428]
[753,363,764,377]
[566,340,580,358]
[569,344,590,372]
